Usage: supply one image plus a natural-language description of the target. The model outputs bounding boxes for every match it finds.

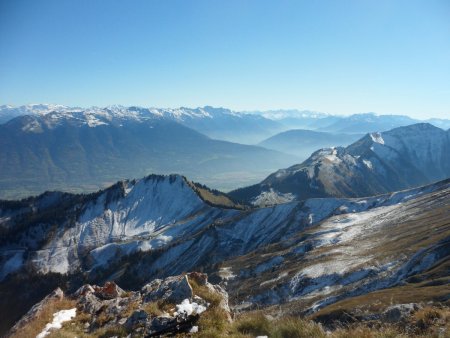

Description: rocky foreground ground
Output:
[7,272,449,338]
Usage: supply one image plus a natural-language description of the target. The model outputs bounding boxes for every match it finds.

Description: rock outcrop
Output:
[7,288,64,337]
[10,273,230,337]
[141,274,193,304]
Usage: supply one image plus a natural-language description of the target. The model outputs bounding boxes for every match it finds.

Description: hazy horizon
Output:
[1,102,449,121]
[1,0,449,119]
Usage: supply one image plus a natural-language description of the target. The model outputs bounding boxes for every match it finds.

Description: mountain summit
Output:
[230,123,450,206]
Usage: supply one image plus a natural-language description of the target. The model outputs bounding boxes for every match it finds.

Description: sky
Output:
[0,0,449,119]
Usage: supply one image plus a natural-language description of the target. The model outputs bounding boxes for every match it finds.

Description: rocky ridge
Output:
[9,272,230,338]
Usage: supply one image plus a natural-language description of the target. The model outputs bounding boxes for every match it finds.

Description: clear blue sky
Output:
[1,0,449,119]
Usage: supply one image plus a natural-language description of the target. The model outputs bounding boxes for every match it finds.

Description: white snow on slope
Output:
[1,104,254,128]
[31,175,232,274]
[218,266,236,280]
[251,188,296,206]
[36,308,76,338]
[370,132,385,144]
[84,114,108,127]
[323,147,341,162]
[22,175,448,276]
[362,159,373,169]
[369,124,448,178]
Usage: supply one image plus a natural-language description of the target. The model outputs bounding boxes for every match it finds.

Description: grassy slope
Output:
[223,184,450,317]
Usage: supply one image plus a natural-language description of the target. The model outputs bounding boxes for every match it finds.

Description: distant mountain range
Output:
[2,104,449,199]
[230,123,450,206]
[2,105,450,144]
[0,105,284,144]
[0,108,298,199]
[259,129,363,159]
[253,109,450,133]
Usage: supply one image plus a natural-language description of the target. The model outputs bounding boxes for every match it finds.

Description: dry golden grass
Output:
[409,306,450,336]
[48,323,127,338]
[269,317,326,338]
[311,283,450,321]
[186,275,232,337]
[19,294,450,338]
[227,312,327,338]
[231,312,271,336]
[187,181,244,209]
[15,269,450,338]
[12,298,77,338]
[141,301,164,316]
[331,325,408,338]
[118,299,141,318]
[196,307,232,337]
[94,311,113,327]
[187,277,224,308]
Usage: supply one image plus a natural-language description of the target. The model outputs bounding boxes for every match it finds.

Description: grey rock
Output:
[206,283,231,320]
[124,310,148,331]
[94,281,125,300]
[383,303,420,323]
[11,273,231,337]
[148,315,177,332]
[141,275,193,304]
[74,284,95,297]
[78,292,104,315]
[147,313,199,336]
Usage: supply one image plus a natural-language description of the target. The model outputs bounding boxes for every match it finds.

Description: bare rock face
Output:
[141,274,193,304]
[124,310,149,331]
[76,282,142,324]
[93,281,125,300]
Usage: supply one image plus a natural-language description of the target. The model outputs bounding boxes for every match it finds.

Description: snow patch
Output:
[84,114,108,127]
[36,308,76,338]
[362,159,373,169]
[370,132,385,144]
[174,298,207,316]
[219,266,236,280]
[252,189,295,206]
[323,147,341,163]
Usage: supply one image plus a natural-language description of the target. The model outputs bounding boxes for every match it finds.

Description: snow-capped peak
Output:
[0,104,252,127]
[256,109,330,120]
[370,132,385,144]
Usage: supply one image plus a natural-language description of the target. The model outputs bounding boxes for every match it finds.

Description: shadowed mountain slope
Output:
[0,112,297,199]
